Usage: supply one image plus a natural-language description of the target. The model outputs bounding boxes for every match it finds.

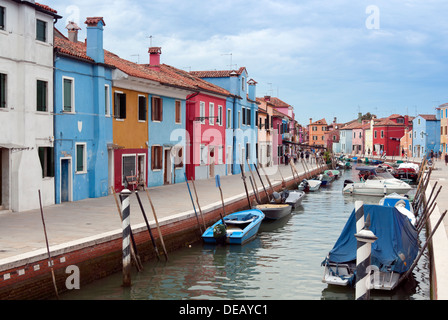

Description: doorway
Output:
[164,149,171,185]
[60,158,72,202]
[209,146,215,178]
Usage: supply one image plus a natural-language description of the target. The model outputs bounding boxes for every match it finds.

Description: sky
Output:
[48,0,448,125]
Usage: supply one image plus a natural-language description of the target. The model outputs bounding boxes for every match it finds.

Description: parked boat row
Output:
[201,161,324,246]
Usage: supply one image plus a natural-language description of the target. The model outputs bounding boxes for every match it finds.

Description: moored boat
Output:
[343,166,412,196]
[283,190,305,208]
[321,203,418,291]
[299,179,322,192]
[202,209,265,245]
[255,203,292,220]
[324,170,340,179]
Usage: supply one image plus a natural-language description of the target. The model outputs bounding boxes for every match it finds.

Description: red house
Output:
[167,72,232,181]
[372,114,410,156]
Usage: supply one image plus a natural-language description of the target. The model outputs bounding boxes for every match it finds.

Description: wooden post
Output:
[38,190,59,299]
[184,173,203,234]
[191,179,206,230]
[120,188,132,287]
[240,164,252,208]
[255,164,271,202]
[135,191,161,260]
[144,188,169,260]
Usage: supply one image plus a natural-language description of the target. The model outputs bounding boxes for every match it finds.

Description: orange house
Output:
[308,118,327,147]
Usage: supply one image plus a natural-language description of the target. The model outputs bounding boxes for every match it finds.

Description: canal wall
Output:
[0,165,325,300]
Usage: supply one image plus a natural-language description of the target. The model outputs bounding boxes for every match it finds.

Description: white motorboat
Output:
[283,190,305,208]
[343,168,412,196]
[299,179,322,192]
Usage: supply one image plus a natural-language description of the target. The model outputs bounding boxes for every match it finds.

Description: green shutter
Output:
[0,73,5,108]
[36,19,46,42]
[76,145,84,172]
[36,80,47,111]
[63,79,72,111]
[0,7,5,30]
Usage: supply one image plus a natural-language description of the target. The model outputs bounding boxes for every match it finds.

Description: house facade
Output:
[437,103,448,156]
[308,118,327,148]
[190,68,258,174]
[256,97,274,168]
[412,114,440,158]
[373,114,409,157]
[0,1,61,211]
[53,18,114,203]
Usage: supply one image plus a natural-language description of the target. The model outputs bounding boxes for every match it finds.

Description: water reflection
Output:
[61,168,430,300]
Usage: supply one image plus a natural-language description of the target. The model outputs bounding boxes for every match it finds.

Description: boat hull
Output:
[284,190,305,208]
[343,179,412,196]
[256,204,292,220]
[201,209,265,245]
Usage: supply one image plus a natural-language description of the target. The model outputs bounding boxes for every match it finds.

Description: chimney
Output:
[85,17,105,63]
[229,70,238,94]
[264,95,271,102]
[66,21,81,42]
[333,117,337,124]
[247,79,257,101]
[148,47,162,71]
[309,118,312,124]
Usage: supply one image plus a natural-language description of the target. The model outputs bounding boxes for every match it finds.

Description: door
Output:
[61,158,71,202]
[209,146,215,178]
[137,154,145,186]
[164,149,171,185]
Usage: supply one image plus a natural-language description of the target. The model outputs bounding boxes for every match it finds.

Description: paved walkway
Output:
[0,160,319,262]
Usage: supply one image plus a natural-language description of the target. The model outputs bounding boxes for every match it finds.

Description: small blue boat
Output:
[202,209,265,245]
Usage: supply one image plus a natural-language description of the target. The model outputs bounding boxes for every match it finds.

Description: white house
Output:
[0,0,61,211]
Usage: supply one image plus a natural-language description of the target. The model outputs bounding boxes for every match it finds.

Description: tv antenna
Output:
[221,53,237,69]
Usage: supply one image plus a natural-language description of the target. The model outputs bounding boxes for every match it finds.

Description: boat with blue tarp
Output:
[321,203,419,290]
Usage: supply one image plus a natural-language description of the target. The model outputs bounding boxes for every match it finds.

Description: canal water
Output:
[61,168,430,300]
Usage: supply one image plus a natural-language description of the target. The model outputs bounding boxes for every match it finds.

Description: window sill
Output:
[75,171,87,175]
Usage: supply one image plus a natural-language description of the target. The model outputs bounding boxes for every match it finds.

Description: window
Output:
[381,130,384,138]
[0,73,6,108]
[138,95,147,121]
[63,77,74,112]
[114,91,126,119]
[36,19,46,42]
[217,105,223,126]
[218,146,223,164]
[242,76,245,91]
[75,143,86,173]
[151,96,162,121]
[151,146,163,170]
[199,101,205,124]
[238,111,241,128]
[242,107,246,125]
[38,147,54,177]
[104,85,110,116]
[175,100,181,123]
[246,108,251,126]
[374,130,377,139]
[209,102,214,125]
[122,155,136,185]
[246,143,250,160]
[174,146,183,168]
[0,6,5,30]
[36,80,47,112]
[226,109,231,128]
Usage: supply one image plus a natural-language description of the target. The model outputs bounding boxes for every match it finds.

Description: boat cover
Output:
[328,204,418,274]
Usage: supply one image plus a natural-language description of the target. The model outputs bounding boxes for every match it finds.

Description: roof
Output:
[417,114,437,121]
[54,28,230,97]
[310,118,327,126]
[190,67,247,78]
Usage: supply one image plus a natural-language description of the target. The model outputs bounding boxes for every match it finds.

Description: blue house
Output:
[190,68,258,175]
[412,114,440,158]
[53,18,113,203]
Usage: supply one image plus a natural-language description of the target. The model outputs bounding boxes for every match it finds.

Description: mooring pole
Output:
[121,188,132,287]
[354,212,377,301]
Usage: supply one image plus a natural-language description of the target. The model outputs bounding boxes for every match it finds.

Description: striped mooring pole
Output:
[121,188,132,287]
[354,201,378,300]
